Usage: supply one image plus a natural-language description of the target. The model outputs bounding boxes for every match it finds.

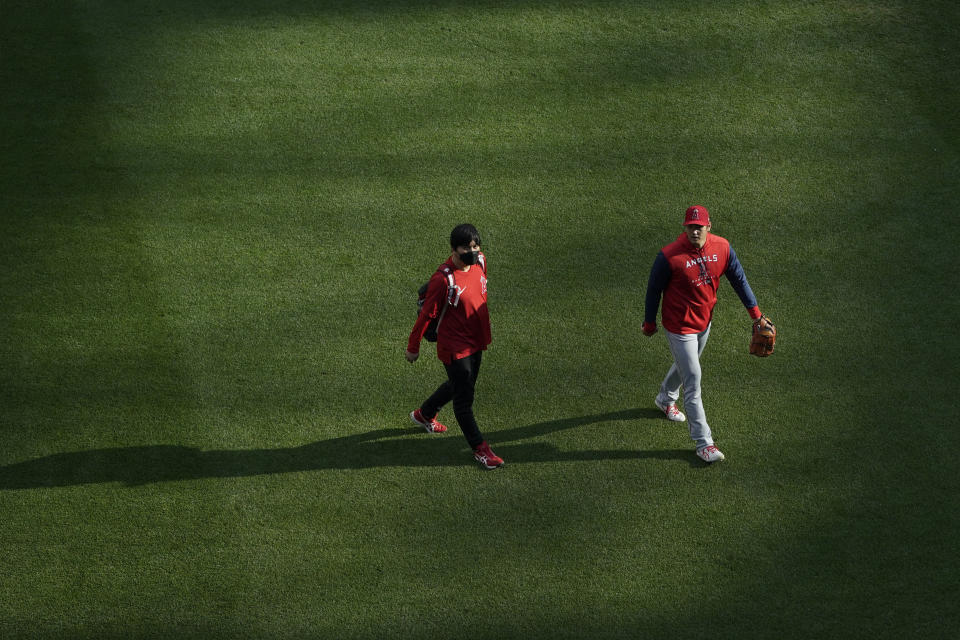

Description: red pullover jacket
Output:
[644,233,761,334]
[408,253,491,364]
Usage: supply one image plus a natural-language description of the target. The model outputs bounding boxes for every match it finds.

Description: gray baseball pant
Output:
[656,323,714,449]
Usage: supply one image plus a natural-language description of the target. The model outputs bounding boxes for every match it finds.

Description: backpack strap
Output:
[439,265,459,307]
[433,265,457,334]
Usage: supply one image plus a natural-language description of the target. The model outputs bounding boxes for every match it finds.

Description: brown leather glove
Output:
[750,315,776,357]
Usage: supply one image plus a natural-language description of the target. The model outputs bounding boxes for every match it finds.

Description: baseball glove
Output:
[750,315,776,357]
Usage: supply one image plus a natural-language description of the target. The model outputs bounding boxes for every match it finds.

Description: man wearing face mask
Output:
[642,206,766,463]
[406,223,503,469]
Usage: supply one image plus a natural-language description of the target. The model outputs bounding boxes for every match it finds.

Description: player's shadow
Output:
[0,408,694,490]
[491,407,694,466]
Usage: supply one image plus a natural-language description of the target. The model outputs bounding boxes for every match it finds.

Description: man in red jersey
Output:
[642,206,767,463]
[406,224,503,470]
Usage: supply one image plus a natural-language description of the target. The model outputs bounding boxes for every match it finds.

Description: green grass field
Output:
[2,1,958,638]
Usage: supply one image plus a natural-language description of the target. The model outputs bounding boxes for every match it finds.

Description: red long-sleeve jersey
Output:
[408,254,491,364]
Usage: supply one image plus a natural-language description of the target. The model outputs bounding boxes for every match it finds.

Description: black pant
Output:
[421,351,484,449]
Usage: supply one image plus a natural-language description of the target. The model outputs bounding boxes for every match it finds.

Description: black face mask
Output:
[459,250,479,265]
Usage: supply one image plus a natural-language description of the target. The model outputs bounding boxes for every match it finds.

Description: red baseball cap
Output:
[684,205,711,226]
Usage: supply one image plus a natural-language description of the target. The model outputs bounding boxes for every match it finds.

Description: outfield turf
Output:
[1,1,958,638]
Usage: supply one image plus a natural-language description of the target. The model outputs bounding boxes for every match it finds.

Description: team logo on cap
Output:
[690,208,701,220]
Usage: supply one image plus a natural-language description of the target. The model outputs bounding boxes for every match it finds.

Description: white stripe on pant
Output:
[656,323,714,450]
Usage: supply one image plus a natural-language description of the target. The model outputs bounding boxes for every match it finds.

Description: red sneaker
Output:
[410,409,448,434]
[473,441,504,469]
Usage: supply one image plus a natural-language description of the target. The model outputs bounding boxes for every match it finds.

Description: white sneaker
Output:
[696,445,725,463]
[655,398,686,422]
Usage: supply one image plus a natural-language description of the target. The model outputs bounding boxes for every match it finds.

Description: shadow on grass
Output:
[0,408,696,489]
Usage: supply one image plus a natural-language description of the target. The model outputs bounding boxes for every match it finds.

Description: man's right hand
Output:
[405,350,420,363]
[642,322,657,337]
